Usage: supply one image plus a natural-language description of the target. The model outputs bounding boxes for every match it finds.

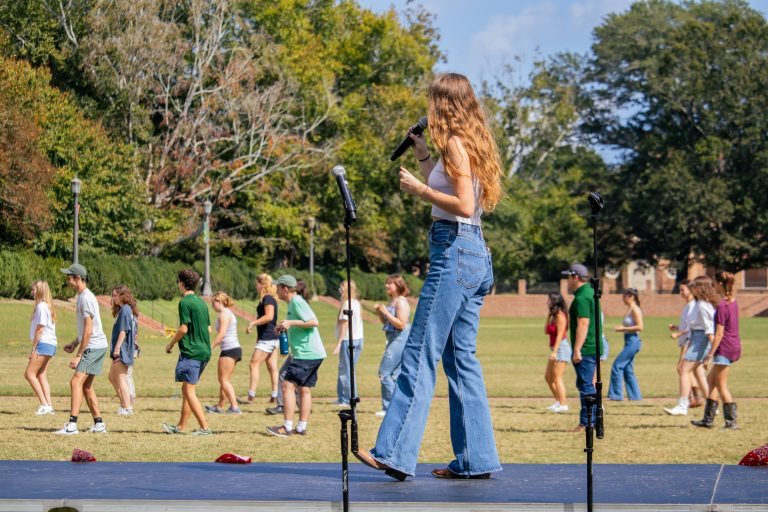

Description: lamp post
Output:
[70,177,82,264]
[308,216,316,297]
[203,200,213,297]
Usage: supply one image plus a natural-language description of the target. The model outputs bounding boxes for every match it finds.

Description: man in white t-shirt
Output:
[54,263,109,435]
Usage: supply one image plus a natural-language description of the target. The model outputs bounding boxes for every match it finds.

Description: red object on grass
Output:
[739,443,768,466]
[71,448,96,462]
[215,453,252,464]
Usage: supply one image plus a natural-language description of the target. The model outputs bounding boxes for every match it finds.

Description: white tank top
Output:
[427,158,482,226]
[215,308,240,351]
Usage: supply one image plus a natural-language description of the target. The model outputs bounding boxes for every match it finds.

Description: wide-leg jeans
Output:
[608,333,642,400]
[370,220,501,477]
[379,328,409,411]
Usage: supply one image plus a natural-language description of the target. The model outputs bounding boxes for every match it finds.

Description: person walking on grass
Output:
[562,263,597,434]
[205,291,242,415]
[266,274,325,437]
[372,274,411,418]
[107,285,138,416]
[332,280,364,407]
[25,280,57,415]
[607,288,644,401]
[665,276,716,417]
[162,269,212,436]
[544,292,570,413]
[54,264,109,435]
[241,274,280,405]
[692,271,742,429]
[664,280,706,415]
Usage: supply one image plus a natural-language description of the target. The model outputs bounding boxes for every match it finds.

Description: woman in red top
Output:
[544,292,570,413]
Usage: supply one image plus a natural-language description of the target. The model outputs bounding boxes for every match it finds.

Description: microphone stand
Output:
[585,191,605,512]
[339,208,358,512]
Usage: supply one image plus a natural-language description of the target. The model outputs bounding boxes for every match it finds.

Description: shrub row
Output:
[0,251,423,301]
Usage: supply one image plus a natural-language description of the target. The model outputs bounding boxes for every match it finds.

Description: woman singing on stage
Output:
[355,72,503,480]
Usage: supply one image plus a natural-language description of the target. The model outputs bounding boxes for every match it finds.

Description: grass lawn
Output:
[1,298,766,465]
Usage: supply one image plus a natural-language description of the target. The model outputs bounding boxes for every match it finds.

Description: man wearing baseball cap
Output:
[561,263,596,433]
[54,263,109,435]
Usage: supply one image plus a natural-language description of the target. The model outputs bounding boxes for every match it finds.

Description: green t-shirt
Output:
[178,293,211,361]
[569,283,596,356]
[287,295,326,360]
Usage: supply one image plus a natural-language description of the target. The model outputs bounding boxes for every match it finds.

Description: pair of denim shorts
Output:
[175,355,208,384]
[684,330,711,362]
[255,338,278,353]
[555,338,572,362]
[713,354,732,366]
[35,343,56,357]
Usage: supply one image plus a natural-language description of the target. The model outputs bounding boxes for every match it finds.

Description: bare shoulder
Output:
[446,136,470,171]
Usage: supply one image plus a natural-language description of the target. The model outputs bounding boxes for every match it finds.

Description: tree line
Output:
[1,0,766,292]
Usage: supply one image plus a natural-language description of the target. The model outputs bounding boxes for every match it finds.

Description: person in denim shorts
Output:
[163,269,212,436]
[692,272,742,429]
[25,280,57,415]
[544,293,570,413]
[355,73,503,480]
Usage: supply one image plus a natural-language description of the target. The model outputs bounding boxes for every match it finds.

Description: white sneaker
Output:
[546,402,560,411]
[36,405,55,415]
[553,404,569,413]
[88,422,107,433]
[53,422,79,435]
[117,407,133,416]
[664,404,688,416]
[374,410,386,417]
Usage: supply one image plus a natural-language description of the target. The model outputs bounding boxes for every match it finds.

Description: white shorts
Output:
[255,338,278,354]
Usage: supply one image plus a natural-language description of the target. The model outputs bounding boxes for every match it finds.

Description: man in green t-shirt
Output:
[562,263,597,432]
[162,269,212,436]
[266,275,325,437]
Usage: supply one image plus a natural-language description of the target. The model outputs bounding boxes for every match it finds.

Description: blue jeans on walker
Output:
[370,220,501,477]
[379,328,409,411]
[573,355,597,427]
[608,333,642,400]
[337,338,363,404]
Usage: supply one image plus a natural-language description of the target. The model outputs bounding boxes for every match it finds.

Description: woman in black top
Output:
[241,274,280,404]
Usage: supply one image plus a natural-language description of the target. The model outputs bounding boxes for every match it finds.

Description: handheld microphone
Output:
[331,165,357,223]
[390,116,428,161]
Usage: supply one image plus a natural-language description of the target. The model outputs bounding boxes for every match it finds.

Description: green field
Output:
[1,298,765,465]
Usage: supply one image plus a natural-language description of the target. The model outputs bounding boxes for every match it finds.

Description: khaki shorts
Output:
[76,347,107,375]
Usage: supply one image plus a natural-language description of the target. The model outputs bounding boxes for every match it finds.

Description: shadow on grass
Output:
[0,410,18,415]
[623,424,690,430]
[494,426,574,433]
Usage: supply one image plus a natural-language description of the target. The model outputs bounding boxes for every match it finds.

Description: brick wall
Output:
[479,280,768,317]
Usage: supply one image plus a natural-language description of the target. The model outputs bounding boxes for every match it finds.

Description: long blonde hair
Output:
[339,280,359,303]
[428,73,503,212]
[212,291,234,308]
[256,273,277,301]
[31,280,56,323]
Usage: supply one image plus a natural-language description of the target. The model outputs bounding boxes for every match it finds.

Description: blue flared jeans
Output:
[370,220,501,477]
[608,333,642,401]
[379,328,409,411]
[573,355,597,427]
[337,338,363,404]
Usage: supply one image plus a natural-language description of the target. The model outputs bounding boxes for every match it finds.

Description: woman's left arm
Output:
[399,137,475,218]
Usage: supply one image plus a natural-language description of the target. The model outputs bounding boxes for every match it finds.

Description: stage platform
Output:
[0,461,765,511]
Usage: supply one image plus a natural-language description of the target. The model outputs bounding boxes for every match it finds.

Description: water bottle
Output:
[279,331,289,355]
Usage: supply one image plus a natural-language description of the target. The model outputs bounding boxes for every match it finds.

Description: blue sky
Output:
[358,0,768,85]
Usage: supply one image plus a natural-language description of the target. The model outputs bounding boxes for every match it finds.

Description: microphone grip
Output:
[334,174,357,222]
[390,137,414,161]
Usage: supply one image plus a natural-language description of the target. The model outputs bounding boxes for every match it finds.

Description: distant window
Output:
[744,269,768,289]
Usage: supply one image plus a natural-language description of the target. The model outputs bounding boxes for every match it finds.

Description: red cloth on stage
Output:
[215,453,252,464]
[71,448,96,462]
[739,443,768,466]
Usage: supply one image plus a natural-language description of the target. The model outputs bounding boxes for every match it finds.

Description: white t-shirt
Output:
[689,300,715,336]
[677,300,696,347]
[337,299,364,340]
[215,308,240,351]
[76,288,108,349]
[30,302,57,346]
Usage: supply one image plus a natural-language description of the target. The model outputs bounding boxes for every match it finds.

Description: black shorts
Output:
[220,347,243,362]
[284,358,323,388]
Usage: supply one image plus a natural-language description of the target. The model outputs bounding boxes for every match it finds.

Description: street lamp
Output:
[70,177,82,264]
[203,200,213,297]
[308,217,316,297]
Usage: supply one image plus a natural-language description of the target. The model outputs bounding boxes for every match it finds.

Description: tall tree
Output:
[584,0,768,272]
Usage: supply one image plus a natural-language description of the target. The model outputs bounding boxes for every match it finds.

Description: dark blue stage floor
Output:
[0,461,765,511]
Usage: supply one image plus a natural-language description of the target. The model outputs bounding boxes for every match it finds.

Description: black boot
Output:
[691,398,718,428]
[722,402,739,430]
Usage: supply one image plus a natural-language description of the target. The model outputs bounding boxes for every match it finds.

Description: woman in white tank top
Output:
[355,73,503,480]
[206,291,242,414]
